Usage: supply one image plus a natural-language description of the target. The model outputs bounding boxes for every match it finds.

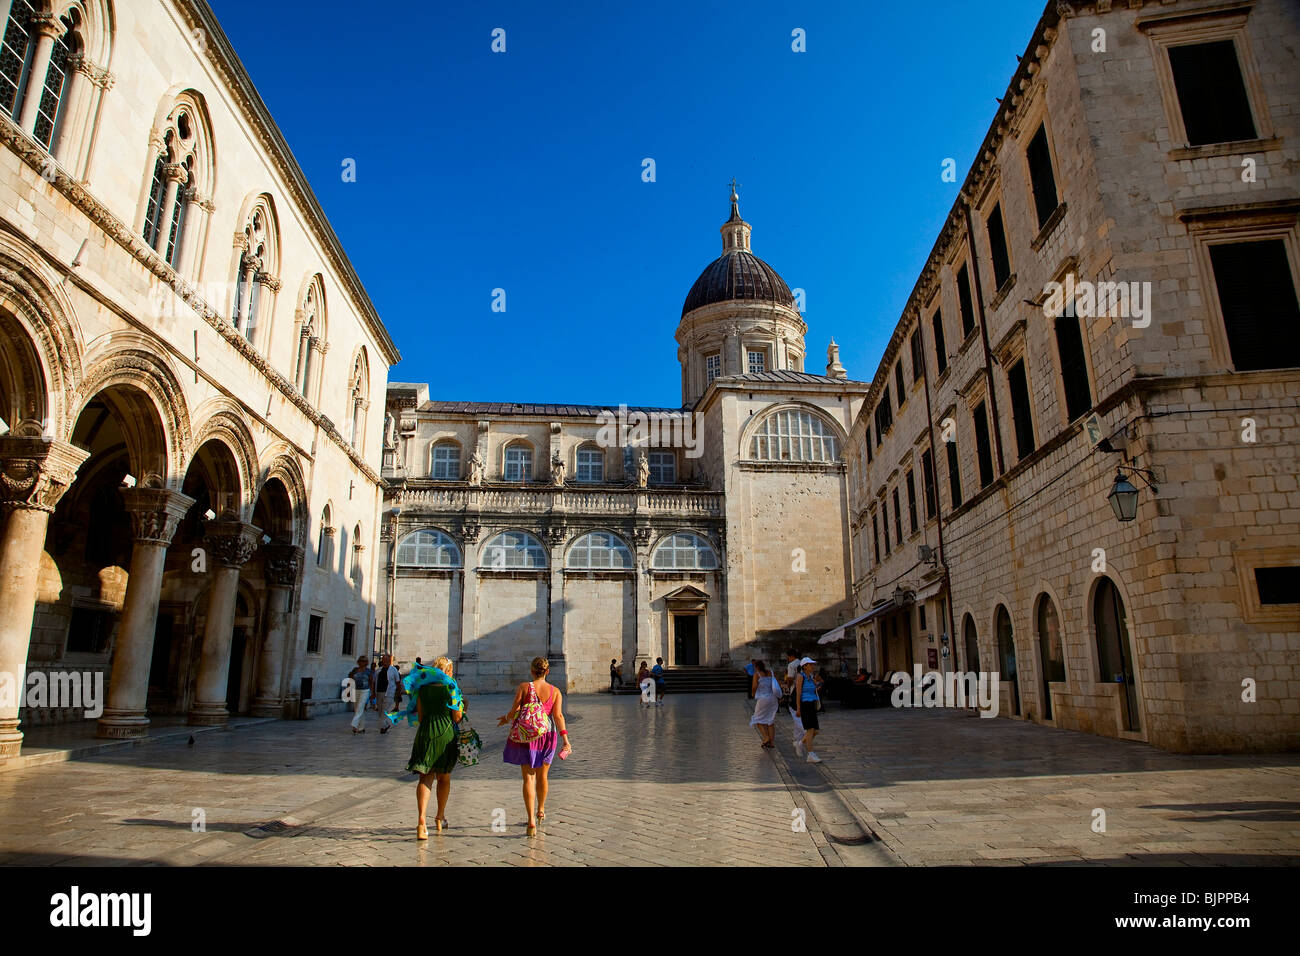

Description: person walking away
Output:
[749,660,780,748]
[406,657,464,838]
[376,654,401,734]
[744,659,756,699]
[609,658,622,691]
[499,657,572,836]
[795,657,822,762]
[348,655,371,734]
[651,657,667,704]
[368,660,380,709]
[784,648,804,746]
[637,661,654,706]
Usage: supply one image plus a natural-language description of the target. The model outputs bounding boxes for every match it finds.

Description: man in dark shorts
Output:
[651,657,666,704]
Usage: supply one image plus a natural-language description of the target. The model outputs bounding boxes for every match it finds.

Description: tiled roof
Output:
[417,400,684,417]
[725,370,866,386]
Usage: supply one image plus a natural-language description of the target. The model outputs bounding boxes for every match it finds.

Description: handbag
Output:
[508,682,549,743]
[456,719,482,766]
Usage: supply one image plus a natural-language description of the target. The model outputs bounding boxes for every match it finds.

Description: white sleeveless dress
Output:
[750,675,780,725]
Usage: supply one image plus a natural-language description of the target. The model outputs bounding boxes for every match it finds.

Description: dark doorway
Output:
[673,615,699,665]
[148,613,174,704]
[963,615,980,674]
[996,606,1019,716]
[226,627,247,715]
[1036,596,1066,721]
[1094,578,1140,731]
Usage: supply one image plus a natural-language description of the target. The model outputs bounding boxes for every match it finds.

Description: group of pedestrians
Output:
[747,649,823,763]
[346,654,404,735]
[382,655,572,840]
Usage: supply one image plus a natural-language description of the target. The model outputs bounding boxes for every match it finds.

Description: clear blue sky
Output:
[210,0,1047,407]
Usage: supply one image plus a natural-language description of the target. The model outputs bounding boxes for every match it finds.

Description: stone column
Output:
[457,521,480,661]
[18,13,63,137]
[633,525,654,668]
[96,488,194,738]
[154,164,188,260]
[188,518,260,726]
[0,437,87,757]
[251,544,302,717]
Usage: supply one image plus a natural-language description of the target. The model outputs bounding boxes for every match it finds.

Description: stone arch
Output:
[1085,569,1147,734]
[254,448,307,547]
[290,272,327,400]
[74,344,189,485]
[227,191,282,348]
[50,0,114,67]
[188,400,258,516]
[0,239,84,434]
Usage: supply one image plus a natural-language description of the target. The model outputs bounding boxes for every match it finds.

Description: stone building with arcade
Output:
[379,192,868,693]
[0,0,398,758]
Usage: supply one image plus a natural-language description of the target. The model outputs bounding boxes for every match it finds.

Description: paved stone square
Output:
[1,694,1297,867]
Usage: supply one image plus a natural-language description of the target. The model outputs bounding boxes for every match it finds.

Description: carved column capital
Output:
[262,544,303,587]
[461,520,481,544]
[29,12,66,40]
[632,524,653,548]
[161,162,189,184]
[0,437,89,514]
[545,523,567,547]
[204,519,261,569]
[122,488,195,546]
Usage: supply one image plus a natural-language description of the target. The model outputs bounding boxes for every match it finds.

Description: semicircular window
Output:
[396,529,461,568]
[567,531,633,569]
[481,530,547,569]
[651,532,718,571]
[750,409,839,462]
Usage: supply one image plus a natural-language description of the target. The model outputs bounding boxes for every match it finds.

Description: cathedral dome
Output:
[681,250,796,317]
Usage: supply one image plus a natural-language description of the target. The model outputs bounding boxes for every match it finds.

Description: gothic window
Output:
[1,4,74,150]
[567,531,633,569]
[0,2,37,120]
[396,529,461,568]
[504,443,533,482]
[430,441,461,480]
[140,94,213,277]
[348,348,370,451]
[481,530,547,569]
[651,532,718,571]
[747,349,766,374]
[316,504,332,567]
[648,450,676,485]
[705,353,721,383]
[749,409,839,462]
[231,198,280,345]
[576,445,604,483]
[294,277,326,399]
[350,523,362,583]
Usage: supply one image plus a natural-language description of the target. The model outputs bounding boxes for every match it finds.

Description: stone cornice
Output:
[175,1,400,367]
[0,117,382,487]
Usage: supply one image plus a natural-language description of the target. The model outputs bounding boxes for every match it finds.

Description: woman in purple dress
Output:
[498,657,572,836]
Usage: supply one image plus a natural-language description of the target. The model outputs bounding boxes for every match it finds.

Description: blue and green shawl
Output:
[385,664,464,727]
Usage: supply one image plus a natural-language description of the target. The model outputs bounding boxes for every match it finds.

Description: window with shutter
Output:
[1054,305,1093,421]
[957,264,976,338]
[921,449,937,520]
[895,362,906,407]
[986,204,1012,290]
[892,487,903,545]
[906,469,918,535]
[1208,240,1300,372]
[932,310,948,373]
[910,330,924,383]
[946,441,962,510]
[1026,123,1060,231]
[973,401,994,489]
[1007,359,1036,460]
[1168,40,1256,147]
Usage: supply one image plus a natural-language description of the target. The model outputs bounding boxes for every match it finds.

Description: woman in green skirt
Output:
[407,656,464,839]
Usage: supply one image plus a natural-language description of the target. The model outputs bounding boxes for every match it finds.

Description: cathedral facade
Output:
[379,193,866,693]
[0,0,398,758]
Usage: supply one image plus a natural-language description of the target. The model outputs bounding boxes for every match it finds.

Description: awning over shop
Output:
[817,601,895,644]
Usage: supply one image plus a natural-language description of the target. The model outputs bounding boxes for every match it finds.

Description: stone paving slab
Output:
[0,694,831,867]
[804,704,1300,866]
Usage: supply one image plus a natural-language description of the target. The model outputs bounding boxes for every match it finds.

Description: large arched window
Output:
[575,444,604,483]
[567,531,633,569]
[651,532,718,571]
[504,442,533,482]
[350,522,363,584]
[293,276,326,403]
[481,530,547,569]
[348,347,370,451]
[429,441,461,480]
[396,529,461,568]
[1035,594,1066,721]
[750,408,840,462]
[140,92,214,277]
[230,195,280,346]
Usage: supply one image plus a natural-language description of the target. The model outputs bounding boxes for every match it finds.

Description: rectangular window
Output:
[973,401,995,489]
[747,350,766,374]
[504,446,533,482]
[986,203,1012,290]
[905,469,918,535]
[1168,40,1257,147]
[921,449,937,520]
[307,614,323,654]
[865,425,873,462]
[882,500,891,556]
[874,385,893,442]
[431,443,460,480]
[1026,122,1060,231]
[342,622,355,657]
[705,353,722,383]
[66,606,113,655]
[910,329,924,384]
[648,451,676,485]
[1055,304,1093,421]
[576,448,604,483]
[956,264,976,338]
[918,605,927,631]
[892,487,904,546]
[1208,240,1300,372]
[871,512,880,565]
[945,441,963,510]
[894,362,906,407]
[1007,358,1036,460]
[931,310,948,374]
[1255,566,1300,605]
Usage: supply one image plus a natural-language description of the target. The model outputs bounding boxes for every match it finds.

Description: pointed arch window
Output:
[1,5,77,150]
[141,98,211,275]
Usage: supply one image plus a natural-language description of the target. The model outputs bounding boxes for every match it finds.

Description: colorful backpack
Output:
[508,682,549,743]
